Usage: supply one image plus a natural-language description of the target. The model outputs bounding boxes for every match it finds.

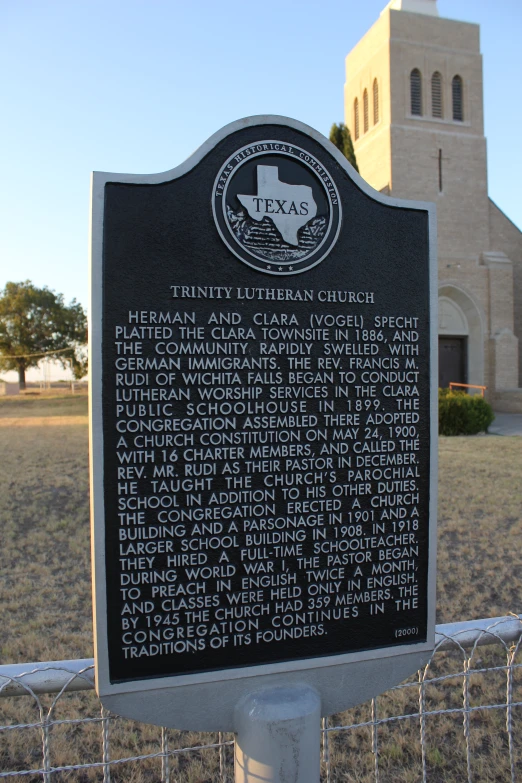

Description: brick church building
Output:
[344,0,522,410]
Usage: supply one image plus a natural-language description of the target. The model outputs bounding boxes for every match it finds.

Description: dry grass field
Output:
[0,394,521,780]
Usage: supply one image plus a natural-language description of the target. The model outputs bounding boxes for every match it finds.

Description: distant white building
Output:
[0,382,19,396]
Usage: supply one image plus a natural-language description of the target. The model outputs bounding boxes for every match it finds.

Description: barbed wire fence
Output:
[0,615,521,782]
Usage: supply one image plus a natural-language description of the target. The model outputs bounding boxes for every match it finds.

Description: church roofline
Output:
[489,198,522,236]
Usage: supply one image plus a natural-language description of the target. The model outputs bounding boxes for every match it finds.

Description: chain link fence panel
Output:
[0,615,521,781]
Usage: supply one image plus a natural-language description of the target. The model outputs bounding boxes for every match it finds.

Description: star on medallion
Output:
[278,266,283,271]
[266,265,272,270]
[289,266,293,271]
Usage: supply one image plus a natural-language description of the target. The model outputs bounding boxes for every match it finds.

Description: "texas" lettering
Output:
[251,198,309,216]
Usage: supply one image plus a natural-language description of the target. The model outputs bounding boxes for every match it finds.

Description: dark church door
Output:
[439,337,467,388]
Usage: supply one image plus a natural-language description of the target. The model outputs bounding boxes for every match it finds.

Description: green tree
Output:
[0,281,87,389]
[329,122,359,172]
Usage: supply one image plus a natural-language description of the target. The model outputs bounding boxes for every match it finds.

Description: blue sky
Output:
[1,0,521,323]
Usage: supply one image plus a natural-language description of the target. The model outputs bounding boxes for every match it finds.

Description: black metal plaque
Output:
[91,117,436,701]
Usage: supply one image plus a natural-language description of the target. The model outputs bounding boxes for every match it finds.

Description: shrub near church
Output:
[439,389,494,436]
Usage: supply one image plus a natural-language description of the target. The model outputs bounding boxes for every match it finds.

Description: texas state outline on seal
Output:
[237,165,318,246]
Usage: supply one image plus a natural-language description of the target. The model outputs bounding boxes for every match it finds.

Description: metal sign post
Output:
[234,684,321,783]
[90,116,437,773]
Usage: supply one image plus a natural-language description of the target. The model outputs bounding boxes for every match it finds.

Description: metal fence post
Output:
[234,684,321,783]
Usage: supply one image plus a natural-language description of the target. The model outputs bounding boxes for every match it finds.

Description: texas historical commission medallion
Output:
[212,141,342,275]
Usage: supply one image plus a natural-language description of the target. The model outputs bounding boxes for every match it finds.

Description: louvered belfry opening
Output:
[354,98,360,140]
[452,75,463,121]
[373,79,379,124]
[363,89,369,133]
[410,68,422,116]
[431,71,443,118]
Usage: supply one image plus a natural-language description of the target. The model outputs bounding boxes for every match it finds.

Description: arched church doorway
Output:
[438,286,484,389]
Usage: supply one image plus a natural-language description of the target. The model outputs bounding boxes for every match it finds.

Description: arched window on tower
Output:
[354,98,359,140]
[363,89,369,133]
[431,71,443,118]
[410,69,422,116]
[373,79,379,124]
[452,75,463,121]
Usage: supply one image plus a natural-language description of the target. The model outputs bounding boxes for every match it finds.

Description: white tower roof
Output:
[384,0,439,16]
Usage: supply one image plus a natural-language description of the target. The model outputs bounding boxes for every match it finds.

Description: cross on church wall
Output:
[430,148,450,192]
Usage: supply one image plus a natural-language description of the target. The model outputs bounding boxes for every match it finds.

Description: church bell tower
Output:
[344,0,521,403]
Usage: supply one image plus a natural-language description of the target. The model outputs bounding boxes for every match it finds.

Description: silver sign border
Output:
[90,114,438,730]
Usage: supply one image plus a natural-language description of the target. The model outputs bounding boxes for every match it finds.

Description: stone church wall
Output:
[489,200,522,387]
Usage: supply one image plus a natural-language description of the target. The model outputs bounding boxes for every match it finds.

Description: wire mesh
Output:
[0,616,521,781]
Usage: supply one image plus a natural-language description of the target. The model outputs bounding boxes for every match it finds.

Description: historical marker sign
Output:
[90,116,437,730]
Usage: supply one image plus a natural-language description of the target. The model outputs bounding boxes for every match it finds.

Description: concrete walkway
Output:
[489,412,522,436]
